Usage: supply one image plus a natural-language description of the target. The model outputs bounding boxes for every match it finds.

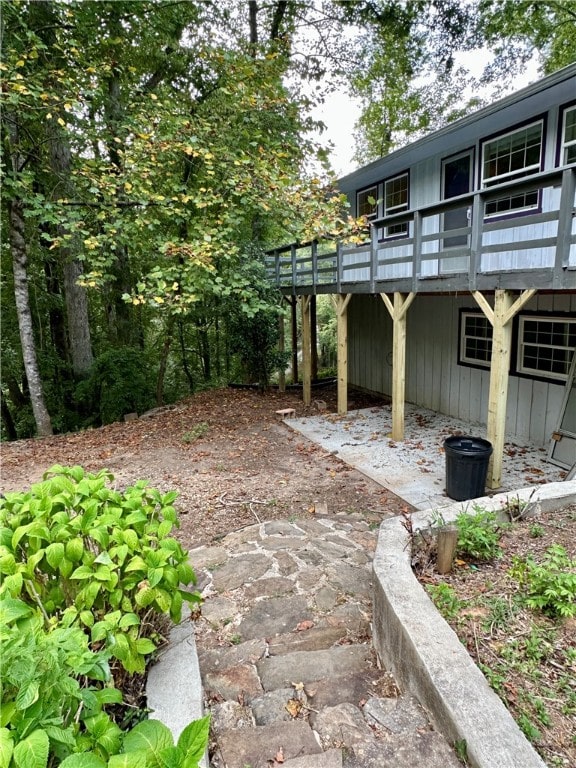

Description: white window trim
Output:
[561,105,576,165]
[481,119,544,188]
[460,311,492,368]
[516,315,576,382]
[383,172,409,238]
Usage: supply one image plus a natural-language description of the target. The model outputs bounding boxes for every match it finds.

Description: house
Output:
[267,63,576,490]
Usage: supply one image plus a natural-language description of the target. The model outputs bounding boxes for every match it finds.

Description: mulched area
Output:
[416,504,576,768]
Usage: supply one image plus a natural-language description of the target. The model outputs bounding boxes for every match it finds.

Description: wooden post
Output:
[380,292,415,441]
[436,525,459,574]
[278,310,286,393]
[290,297,298,385]
[311,295,318,382]
[301,295,312,407]
[473,288,537,489]
[332,294,352,415]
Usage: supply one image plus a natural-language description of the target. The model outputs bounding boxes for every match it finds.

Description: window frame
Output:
[356,184,379,220]
[559,102,576,166]
[458,310,493,369]
[480,117,545,220]
[458,309,576,384]
[514,313,576,383]
[381,170,410,240]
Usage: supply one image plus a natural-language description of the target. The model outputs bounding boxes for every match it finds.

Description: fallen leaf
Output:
[295,620,314,631]
[275,746,285,762]
[285,699,302,718]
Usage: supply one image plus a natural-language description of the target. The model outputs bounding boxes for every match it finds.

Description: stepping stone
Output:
[216,720,322,768]
[257,645,371,691]
[238,595,312,641]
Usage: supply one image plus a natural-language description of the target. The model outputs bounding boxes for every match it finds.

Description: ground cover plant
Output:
[0,466,209,767]
[417,503,576,767]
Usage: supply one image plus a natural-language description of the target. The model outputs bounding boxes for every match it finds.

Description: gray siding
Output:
[348,292,576,447]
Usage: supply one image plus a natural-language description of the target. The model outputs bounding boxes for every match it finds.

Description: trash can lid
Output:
[444,436,492,453]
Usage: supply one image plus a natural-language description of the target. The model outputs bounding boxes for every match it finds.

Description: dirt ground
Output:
[417,505,576,767]
[0,386,411,550]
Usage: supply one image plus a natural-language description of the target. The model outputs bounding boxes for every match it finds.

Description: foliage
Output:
[510,544,576,618]
[454,507,504,561]
[182,423,209,444]
[0,465,209,768]
[425,582,463,621]
[0,465,201,675]
[476,0,576,81]
[0,596,121,765]
[225,259,289,389]
[75,348,157,426]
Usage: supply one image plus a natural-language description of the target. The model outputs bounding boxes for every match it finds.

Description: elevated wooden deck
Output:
[266,166,576,295]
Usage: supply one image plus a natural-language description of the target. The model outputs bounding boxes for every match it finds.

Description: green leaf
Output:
[118,612,140,629]
[178,715,210,765]
[0,596,33,624]
[108,751,147,768]
[59,754,107,768]
[134,637,156,655]
[123,720,173,761]
[71,565,94,580]
[0,728,14,767]
[13,728,49,768]
[45,542,65,570]
[16,681,40,711]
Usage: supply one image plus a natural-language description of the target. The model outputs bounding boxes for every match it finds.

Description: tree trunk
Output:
[1,393,18,441]
[156,317,175,406]
[47,117,93,375]
[9,199,53,436]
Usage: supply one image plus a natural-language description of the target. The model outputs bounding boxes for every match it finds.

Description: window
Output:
[459,310,576,383]
[561,105,576,165]
[459,311,492,368]
[357,185,378,219]
[383,172,409,238]
[516,315,576,382]
[481,120,543,217]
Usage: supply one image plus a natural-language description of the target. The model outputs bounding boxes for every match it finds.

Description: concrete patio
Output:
[288,402,568,510]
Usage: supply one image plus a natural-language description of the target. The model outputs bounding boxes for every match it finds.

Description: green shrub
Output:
[0,465,201,674]
[455,507,504,561]
[75,347,157,425]
[510,544,576,618]
[0,468,209,768]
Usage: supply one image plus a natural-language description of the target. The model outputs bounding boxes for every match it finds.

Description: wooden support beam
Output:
[380,292,415,441]
[311,295,318,381]
[278,310,286,393]
[290,297,298,384]
[332,294,352,415]
[301,296,312,407]
[482,288,538,489]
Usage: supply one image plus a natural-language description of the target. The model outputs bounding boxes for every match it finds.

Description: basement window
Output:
[516,315,576,382]
[459,311,492,368]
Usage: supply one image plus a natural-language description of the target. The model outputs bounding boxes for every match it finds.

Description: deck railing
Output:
[266,165,576,294]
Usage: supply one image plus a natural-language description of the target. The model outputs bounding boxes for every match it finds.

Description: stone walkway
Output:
[189,514,462,768]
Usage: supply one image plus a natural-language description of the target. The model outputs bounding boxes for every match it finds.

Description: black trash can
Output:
[444,436,493,501]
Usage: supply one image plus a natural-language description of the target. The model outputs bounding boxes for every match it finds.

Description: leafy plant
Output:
[454,507,504,561]
[426,582,463,621]
[0,595,121,765]
[0,465,201,674]
[182,422,209,443]
[510,544,576,617]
